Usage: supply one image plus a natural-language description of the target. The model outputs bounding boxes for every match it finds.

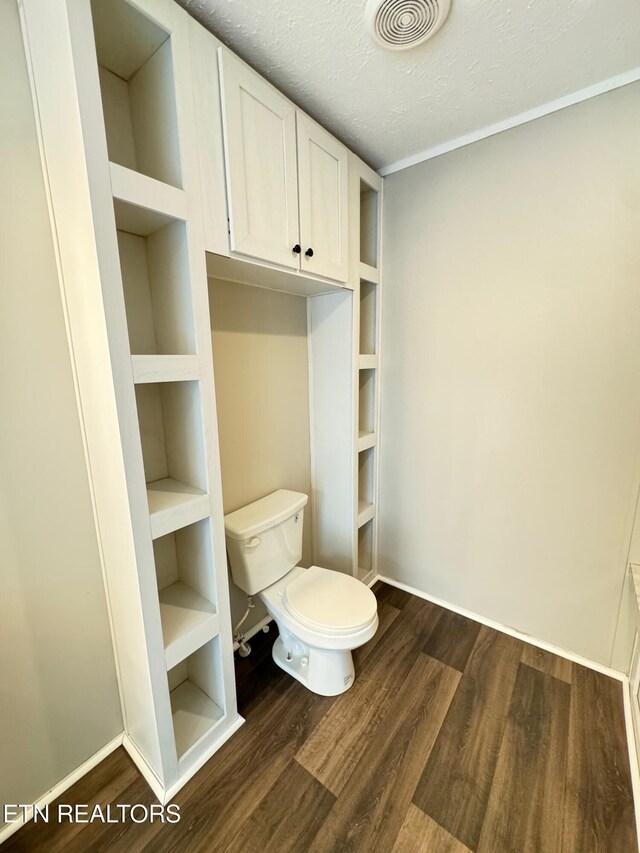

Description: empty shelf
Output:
[110,162,187,236]
[357,501,376,528]
[147,478,210,539]
[170,679,224,760]
[358,430,376,452]
[359,261,379,285]
[159,581,220,670]
[132,355,200,384]
[358,354,378,370]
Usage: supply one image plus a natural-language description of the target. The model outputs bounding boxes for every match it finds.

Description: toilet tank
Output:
[224,490,308,595]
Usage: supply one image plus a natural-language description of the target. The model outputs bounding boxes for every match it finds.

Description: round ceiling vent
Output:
[365,0,451,51]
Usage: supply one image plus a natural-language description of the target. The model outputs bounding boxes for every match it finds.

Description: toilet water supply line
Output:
[233,595,255,657]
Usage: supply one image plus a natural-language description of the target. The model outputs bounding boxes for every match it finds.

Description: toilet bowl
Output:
[260,565,378,695]
[224,490,378,696]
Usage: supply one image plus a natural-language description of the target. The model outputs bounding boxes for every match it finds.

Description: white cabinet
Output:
[297,113,349,282]
[219,47,299,270]
[219,48,349,283]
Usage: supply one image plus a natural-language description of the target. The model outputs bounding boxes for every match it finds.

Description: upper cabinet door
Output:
[297,113,349,283]
[218,48,300,269]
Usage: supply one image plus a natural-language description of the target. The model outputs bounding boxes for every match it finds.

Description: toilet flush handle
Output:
[246,537,261,550]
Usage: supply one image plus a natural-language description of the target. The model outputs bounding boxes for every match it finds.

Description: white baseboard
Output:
[0,733,124,846]
[121,735,165,803]
[376,574,625,681]
[622,677,640,852]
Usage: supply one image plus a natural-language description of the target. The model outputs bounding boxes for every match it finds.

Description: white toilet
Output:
[224,490,378,696]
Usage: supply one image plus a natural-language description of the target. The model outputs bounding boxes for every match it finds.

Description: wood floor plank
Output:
[295,596,440,795]
[520,643,572,684]
[421,608,481,672]
[353,601,400,667]
[49,768,163,853]
[392,804,472,853]
[413,625,524,850]
[562,664,637,853]
[224,760,335,853]
[372,581,415,610]
[477,663,570,853]
[307,653,460,852]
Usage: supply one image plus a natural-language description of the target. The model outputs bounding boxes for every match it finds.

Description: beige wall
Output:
[0,0,122,816]
[209,279,313,629]
[379,82,640,667]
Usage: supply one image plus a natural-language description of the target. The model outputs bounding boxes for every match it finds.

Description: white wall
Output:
[209,279,313,632]
[379,82,640,667]
[0,0,122,815]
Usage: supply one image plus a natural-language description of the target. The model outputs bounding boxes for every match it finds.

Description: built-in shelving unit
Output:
[91,0,239,796]
[352,167,383,584]
[32,0,243,802]
[310,159,383,583]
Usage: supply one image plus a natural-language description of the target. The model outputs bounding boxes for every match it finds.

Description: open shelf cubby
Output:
[359,280,378,356]
[168,637,225,763]
[358,368,377,437]
[135,381,209,538]
[357,519,374,581]
[360,180,379,268]
[91,0,182,188]
[358,447,376,527]
[154,519,219,670]
[115,200,195,355]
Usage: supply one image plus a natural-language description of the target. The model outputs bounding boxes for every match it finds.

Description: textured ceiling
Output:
[177,0,640,171]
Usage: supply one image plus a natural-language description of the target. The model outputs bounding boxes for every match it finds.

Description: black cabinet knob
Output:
[305,247,314,258]
[292,244,301,254]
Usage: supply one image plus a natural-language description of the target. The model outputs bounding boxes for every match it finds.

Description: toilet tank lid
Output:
[224,490,308,540]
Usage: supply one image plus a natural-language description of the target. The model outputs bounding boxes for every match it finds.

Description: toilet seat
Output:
[283,565,377,636]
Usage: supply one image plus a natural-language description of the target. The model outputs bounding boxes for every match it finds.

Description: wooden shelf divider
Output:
[147,478,210,539]
[159,581,220,670]
[132,354,200,384]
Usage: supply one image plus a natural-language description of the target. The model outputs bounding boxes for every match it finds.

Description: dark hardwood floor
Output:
[6,582,637,852]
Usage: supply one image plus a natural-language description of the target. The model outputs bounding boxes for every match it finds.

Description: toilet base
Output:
[272,633,355,696]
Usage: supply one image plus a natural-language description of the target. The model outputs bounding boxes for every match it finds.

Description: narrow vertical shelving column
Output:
[91,0,241,795]
[307,156,382,581]
[23,0,242,801]
[350,161,383,583]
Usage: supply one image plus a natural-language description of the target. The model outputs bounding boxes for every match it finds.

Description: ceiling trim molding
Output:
[379,66,640,176]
